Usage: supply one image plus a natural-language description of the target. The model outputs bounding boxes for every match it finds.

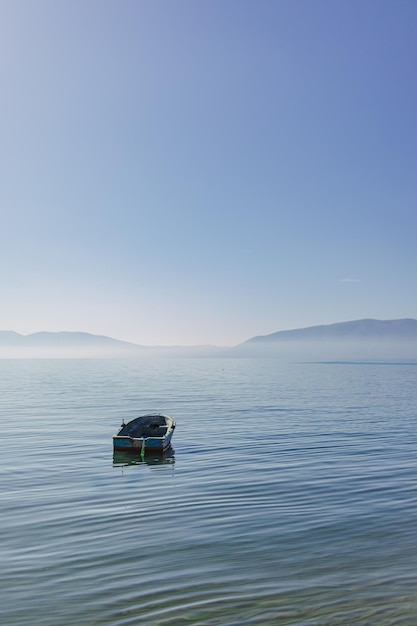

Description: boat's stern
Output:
[113,414,175,454]
[113,435,167,453]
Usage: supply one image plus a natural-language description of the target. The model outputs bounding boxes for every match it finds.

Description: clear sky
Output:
[1,0,417,346]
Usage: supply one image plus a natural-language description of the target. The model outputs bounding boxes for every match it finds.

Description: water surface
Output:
[2,358,417,625]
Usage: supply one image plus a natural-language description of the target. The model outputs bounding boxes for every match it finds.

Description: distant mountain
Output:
[2,319,417,360]
[0,331,223,358]
[233,319,417,360]
[0,331,144,357]
[246,319,417,343]
[0,331,25,347]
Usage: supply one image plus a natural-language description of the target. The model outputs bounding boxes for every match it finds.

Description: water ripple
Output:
[1,358,417,625]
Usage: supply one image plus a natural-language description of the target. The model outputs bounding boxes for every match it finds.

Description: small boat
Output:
[113,413,175,455]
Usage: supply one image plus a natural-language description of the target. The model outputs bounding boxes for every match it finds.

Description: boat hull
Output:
[113,433,174,453]
[113,413,175,455]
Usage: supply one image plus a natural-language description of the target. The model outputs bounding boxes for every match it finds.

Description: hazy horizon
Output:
[2,319,417,360]
[2,1,417,345]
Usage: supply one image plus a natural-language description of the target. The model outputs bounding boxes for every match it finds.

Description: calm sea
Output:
[2,357,417,625]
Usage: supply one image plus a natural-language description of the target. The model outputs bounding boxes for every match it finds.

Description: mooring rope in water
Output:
[140,437,146,460]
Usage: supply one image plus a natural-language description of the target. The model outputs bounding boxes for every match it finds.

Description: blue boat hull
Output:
[113,413,175,455]
[113,433,173,453]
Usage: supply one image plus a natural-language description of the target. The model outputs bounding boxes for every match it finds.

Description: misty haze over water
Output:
[2,319,417,361]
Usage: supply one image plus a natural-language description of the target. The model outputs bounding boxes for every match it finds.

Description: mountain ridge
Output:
[232,318,417,360]
[0,330,223,357]
[245,318,417,343]
[1,319,417,358]
[0,330,146,356]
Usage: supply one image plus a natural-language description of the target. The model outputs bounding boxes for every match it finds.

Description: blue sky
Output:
[1,0,417,346]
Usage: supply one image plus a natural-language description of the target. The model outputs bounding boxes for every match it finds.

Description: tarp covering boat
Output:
[113,413,175,454]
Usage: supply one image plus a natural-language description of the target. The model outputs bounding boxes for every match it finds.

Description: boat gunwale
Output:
[113,413,175,454]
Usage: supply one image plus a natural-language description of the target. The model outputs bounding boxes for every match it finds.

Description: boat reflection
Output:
[113,446,175,467]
